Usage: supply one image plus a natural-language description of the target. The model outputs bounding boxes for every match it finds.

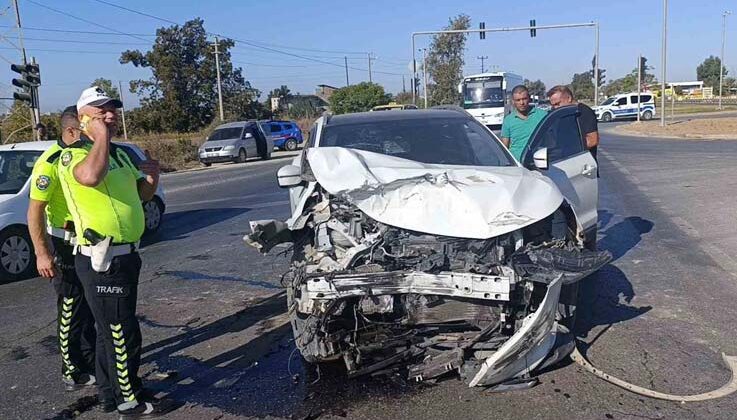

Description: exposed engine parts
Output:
[247,188,612,387]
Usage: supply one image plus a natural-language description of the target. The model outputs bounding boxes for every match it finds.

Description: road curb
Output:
[604,124,737,141]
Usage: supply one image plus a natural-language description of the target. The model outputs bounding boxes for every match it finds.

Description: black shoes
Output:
[63,373,96,391]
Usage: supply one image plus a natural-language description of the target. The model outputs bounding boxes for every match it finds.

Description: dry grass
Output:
[618,117,737,139]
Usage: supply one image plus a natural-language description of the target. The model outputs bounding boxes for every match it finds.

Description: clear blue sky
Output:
[0,0,734,112]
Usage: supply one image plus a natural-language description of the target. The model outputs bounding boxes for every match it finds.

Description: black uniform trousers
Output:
[75,252,143,407]
[50,236,96,381]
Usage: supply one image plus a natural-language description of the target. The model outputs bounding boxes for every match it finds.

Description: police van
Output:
[594,92,656,122]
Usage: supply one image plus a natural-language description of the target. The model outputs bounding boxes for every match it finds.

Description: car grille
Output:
[205,147,222,152]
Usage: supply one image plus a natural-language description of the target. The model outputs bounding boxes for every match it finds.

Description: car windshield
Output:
[462,76,504,109]
[320,117,515,167]
[600,97,616,106]
[207,127,242,141]
[0,150,42,194]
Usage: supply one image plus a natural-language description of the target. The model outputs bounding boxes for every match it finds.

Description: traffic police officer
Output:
[27,106,96,391]
[57,87,171,418]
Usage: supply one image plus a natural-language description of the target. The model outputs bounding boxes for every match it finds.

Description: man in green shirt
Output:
[27,106,96,392]
[58,87,171,418]
[500,85,548,161]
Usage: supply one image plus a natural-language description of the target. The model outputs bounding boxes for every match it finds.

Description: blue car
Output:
[260,120,304,151]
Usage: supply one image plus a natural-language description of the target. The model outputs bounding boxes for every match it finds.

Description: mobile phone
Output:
[79,114,93,135]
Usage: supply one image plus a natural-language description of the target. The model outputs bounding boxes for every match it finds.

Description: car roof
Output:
[214,121,261,129]
[0,140,57,152]
[327,109,466,126]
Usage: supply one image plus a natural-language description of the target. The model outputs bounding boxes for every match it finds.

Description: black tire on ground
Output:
[235,148,247,164]
[0,226,35,282]
[642,110,653,121]
[202,161,212,167]
[284,138,298,151]
[143,197,165,234]
[602,112,613,123]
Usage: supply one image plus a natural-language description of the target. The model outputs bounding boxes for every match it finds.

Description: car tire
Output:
[284,138,298,151]
[202,161,212,167]
[642,110,653,121]
[143,197,165,234]
[0,226,35,282]
[602,112,613,123]
[234,148,247,164]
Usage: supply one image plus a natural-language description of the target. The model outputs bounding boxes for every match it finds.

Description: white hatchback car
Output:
[0,141,166,281]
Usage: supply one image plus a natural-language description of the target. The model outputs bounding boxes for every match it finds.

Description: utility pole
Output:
[212,37,224,122]
[344,56,349,86]
[477,55,488,73]
[402,75,406,93]
[660,0,668,127]
[118,80,128,140]
[637,54,642,122]
[421,48,428,108]
[367,53,374,83]
[594,22,600,105]
[12,0,38,138]
[719,11,732,110]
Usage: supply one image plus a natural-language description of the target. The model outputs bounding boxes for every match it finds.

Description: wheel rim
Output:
[239,150,246,161]
[1,235,31,274]
[144,201,161,230]
[286,140,296,150]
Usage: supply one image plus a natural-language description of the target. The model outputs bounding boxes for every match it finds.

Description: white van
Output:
[594,92,656,122]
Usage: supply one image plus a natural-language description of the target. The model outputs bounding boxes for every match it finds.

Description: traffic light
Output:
[597,69,606,87]
[639,56,648,80]
[10,63,40,107]
[479,22,486,40]
[530,19,536,37]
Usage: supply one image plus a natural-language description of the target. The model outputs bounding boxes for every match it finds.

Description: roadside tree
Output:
[426,14,470,106]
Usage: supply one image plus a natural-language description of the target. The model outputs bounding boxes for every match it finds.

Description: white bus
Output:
[458,72,524,129]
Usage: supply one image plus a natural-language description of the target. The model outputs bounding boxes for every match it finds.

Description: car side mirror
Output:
[533,147,548,170]
[244,132,254,139]
[277,164,303,188]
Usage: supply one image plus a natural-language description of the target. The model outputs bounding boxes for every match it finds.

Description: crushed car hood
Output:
[306,147,564,239]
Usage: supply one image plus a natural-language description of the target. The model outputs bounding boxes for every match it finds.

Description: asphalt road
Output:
[2,132,737,420]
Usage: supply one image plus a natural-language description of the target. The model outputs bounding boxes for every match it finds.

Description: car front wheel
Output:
[234,148,247,164]
[143,198,165,233]
[601,112,613,123]
[0,226,35,282]
[642,110,653,120]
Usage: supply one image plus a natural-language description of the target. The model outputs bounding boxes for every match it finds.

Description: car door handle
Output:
[581,164,597,177]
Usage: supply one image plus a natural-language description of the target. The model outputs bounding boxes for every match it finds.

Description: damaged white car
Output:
[246,107,611,388]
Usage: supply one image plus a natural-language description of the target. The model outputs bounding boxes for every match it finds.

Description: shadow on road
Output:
[574,214,655,348]
[141,207,251,246]
[141,291,424,417]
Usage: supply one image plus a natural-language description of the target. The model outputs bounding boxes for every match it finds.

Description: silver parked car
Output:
[246,107,610,389]
[198,121,273,166]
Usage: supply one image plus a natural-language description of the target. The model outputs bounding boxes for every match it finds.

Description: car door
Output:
[612,96,628,117]
[521,106,598,233]
[242,124,259,156]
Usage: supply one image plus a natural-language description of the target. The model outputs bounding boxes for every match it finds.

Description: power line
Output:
[0,46,119,54]
[232,60,306,68]
[0,24,154,36]
[86,0,404,76]
[89,0,368,55]
[21,36,150,45]
[25,0,151,42]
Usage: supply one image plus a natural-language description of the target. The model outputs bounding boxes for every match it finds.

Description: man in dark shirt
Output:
[547,85,599,162]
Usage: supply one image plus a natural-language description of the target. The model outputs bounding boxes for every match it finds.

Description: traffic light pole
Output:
[12,0,39,139]
[637,54,642,122]
[411,22,600,105]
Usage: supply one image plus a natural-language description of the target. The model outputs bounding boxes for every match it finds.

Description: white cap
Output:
[76,86,123,111]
